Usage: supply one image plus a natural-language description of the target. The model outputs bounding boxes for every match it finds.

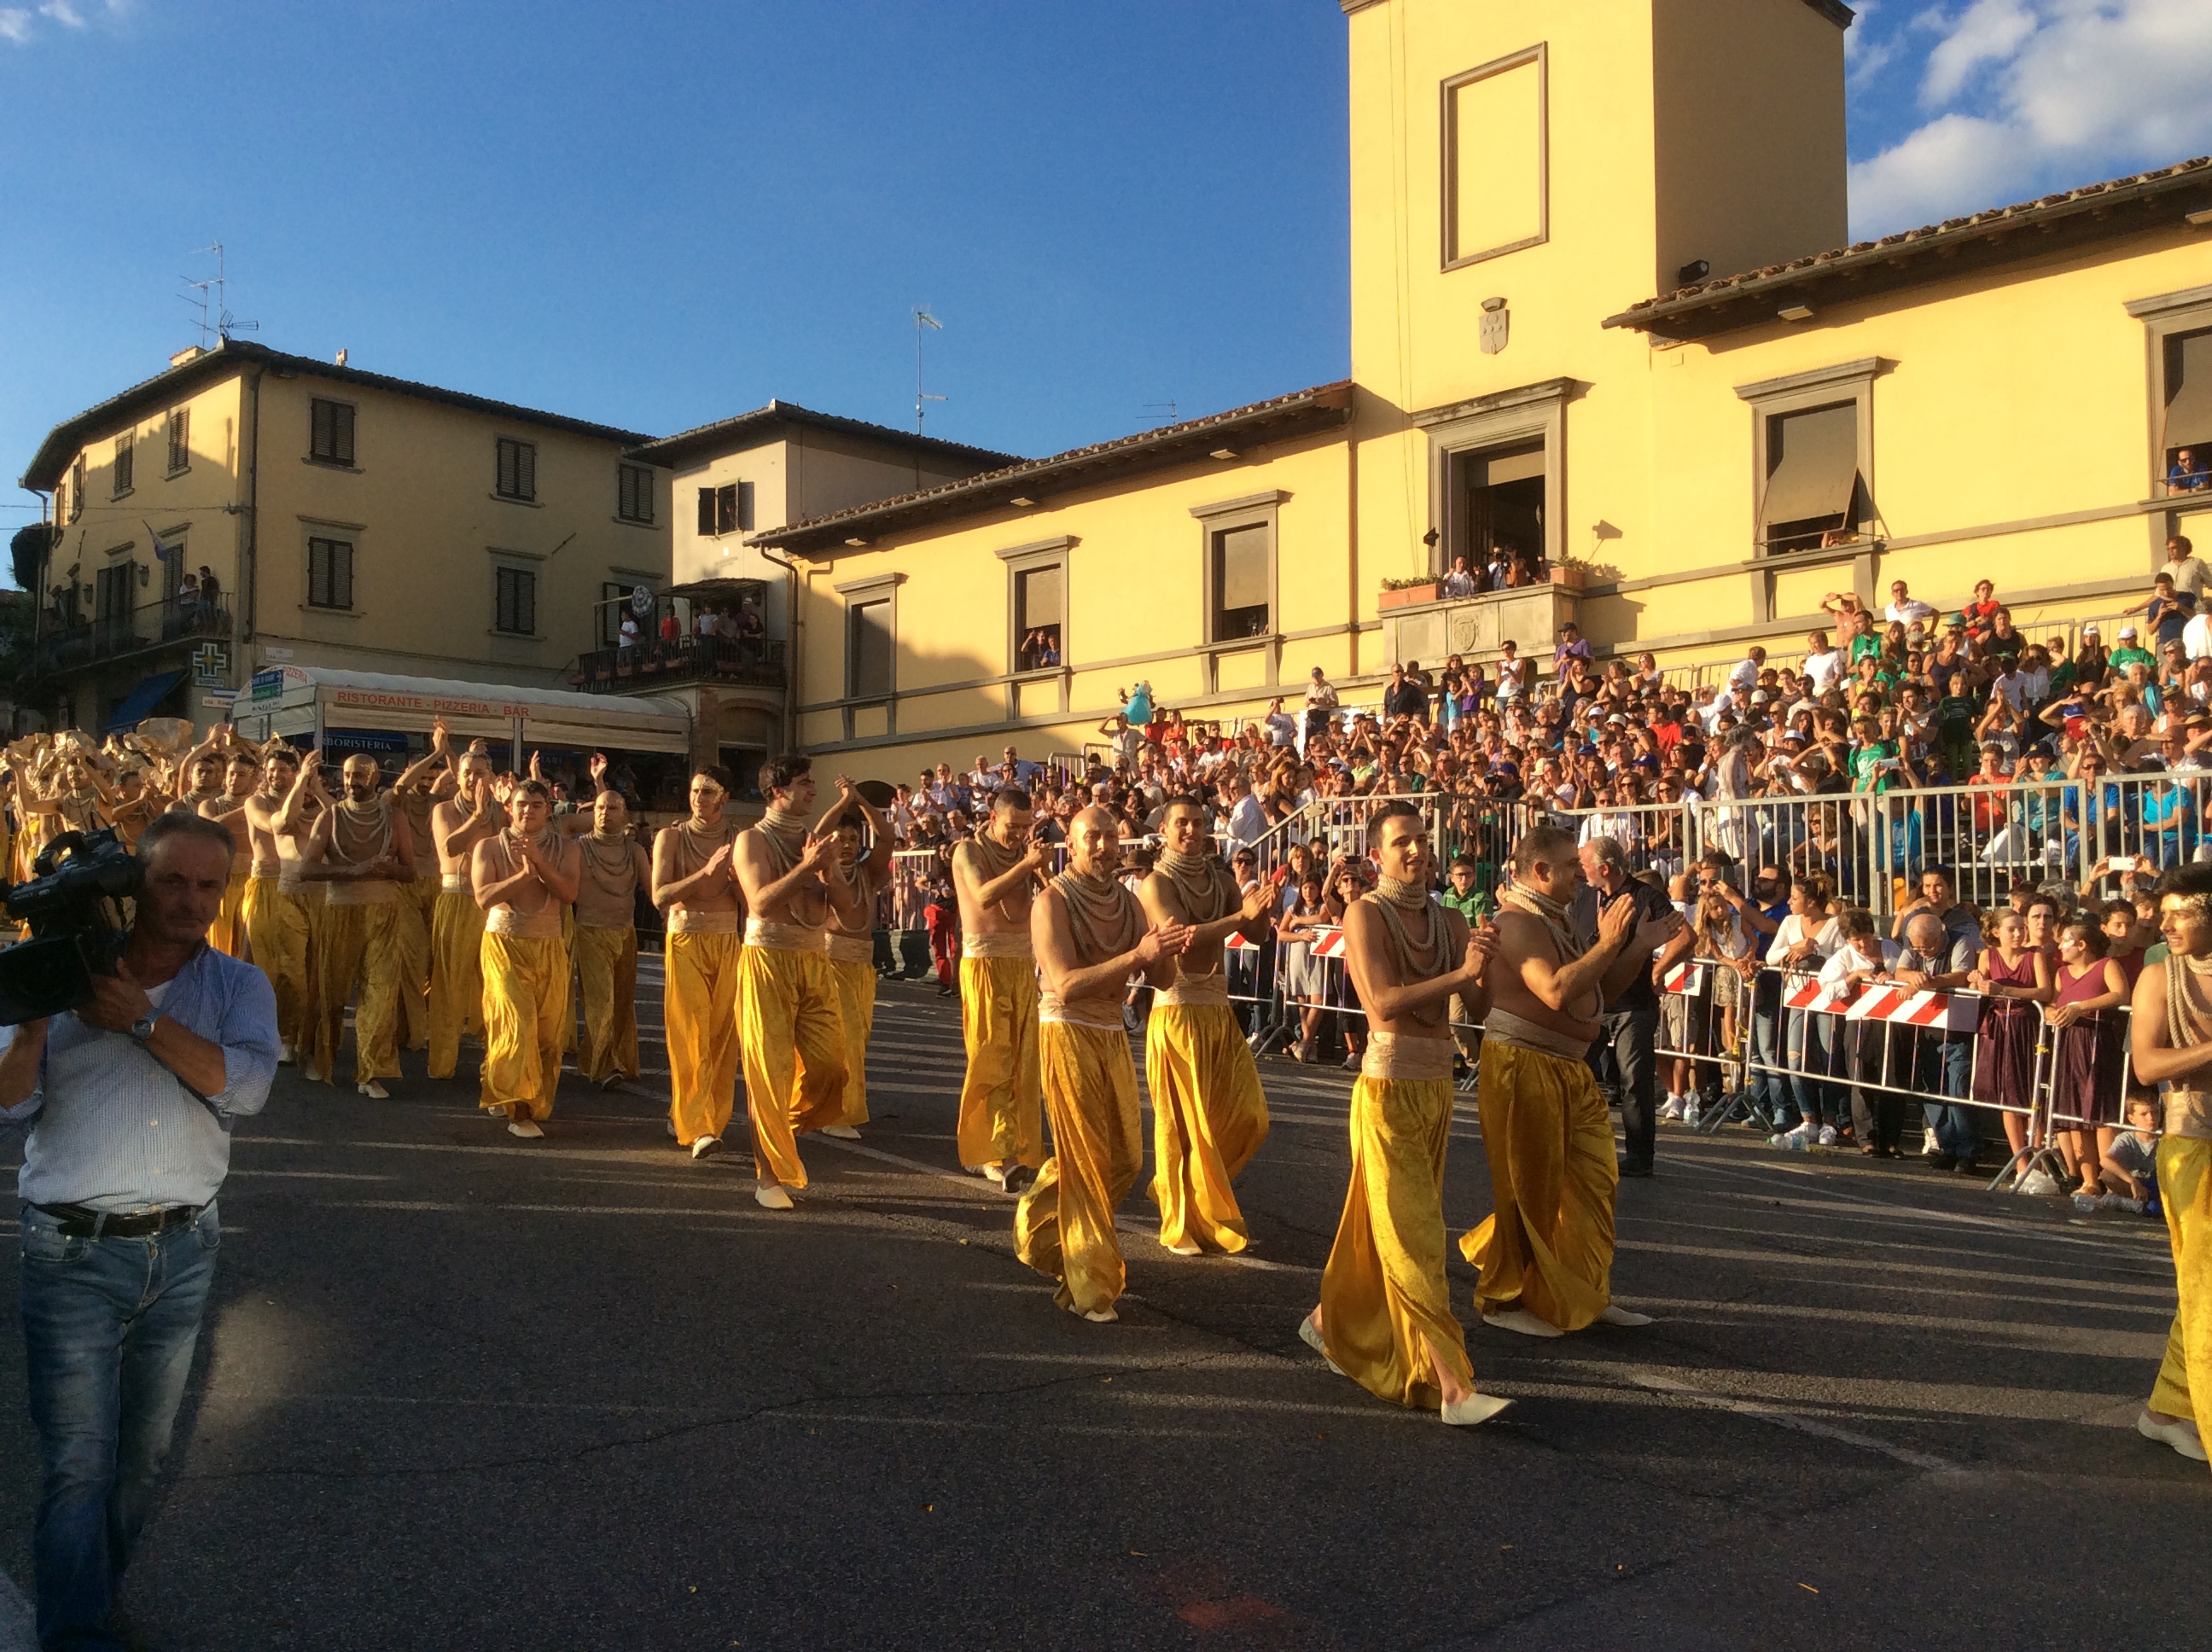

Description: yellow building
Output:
[19,339,667,737]
[609,404,1013,783]
[756,0,2212,781]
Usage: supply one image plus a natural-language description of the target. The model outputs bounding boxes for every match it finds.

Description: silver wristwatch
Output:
[129,1013,159,1043]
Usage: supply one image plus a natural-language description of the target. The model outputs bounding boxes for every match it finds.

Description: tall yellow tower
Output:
[1345,0,1851,582]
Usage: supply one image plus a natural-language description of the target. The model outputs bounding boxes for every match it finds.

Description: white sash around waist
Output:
[1481,1006,1593,1062]
[1156,972,1230,1009]
[1360,1031,1455,1083]
[746,916,827,953]
[963,929,1033,959]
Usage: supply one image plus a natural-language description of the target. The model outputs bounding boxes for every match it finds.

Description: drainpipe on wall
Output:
[757,542,801,757]
[236,364,264,667]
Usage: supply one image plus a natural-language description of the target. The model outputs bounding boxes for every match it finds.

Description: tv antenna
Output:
[913,307,946,433]
[179,243,258,350]
[1142,400,1181,427]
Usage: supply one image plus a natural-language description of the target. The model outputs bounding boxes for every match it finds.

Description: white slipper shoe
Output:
[1163,1240,1203,1257]
[1482,1308,1564,1339]
[1297,1315,1346,1376]
[1441,1392,1515,1428]
[821,1126,862,1140]
[1599,1305,1655,1328]
[754,1184,795,1211]
[2138,1410,2209,1462]
[356,1080,389,1100]
[506,1120,544,1140]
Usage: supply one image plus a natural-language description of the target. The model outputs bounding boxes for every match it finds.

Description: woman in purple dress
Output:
[1970,909,2052,1168]
[2046,916,2130,1210]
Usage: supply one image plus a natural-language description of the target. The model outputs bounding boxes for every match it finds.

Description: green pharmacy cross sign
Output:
[192,643,230,687]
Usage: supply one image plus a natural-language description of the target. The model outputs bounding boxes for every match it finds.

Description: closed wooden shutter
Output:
[497,439,537,500]
[114,433,133,494]
[168,408,189,472]
[697,487,717,535]
[737,480,755,530]
[309,538,353,608]
[497,567,536,634]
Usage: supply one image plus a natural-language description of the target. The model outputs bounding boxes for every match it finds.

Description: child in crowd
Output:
[923,876,958,998]
[1813,906,1901,1154]
[2097,1089,2163,1216]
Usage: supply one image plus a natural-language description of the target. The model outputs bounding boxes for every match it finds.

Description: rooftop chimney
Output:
[169,345,206,368]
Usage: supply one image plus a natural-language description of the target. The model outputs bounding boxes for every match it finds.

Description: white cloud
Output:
[1850,0,2212,236]
[1,0,130,45]
[1918,0,2038,105]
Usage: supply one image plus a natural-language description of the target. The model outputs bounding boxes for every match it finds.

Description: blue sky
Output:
[3,0,2208,548]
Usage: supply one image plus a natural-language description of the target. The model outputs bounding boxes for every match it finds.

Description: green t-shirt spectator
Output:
[1851,737,1901,793]
[1849,633,1883,666]
[1441,885,1491,924]
[2049,657,2078,695]
[2110,644,2157,673]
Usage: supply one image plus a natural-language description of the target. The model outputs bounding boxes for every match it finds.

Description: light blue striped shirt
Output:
[2,944,279,1213]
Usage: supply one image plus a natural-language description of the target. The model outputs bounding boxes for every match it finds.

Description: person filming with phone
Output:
[0,811,279,1650]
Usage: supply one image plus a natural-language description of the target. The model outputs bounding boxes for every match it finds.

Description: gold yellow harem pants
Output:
[1318,1074,1473,1407]
[479,931,568,1121]
[1015,1021,1143,1318]
[666,930,742,1148]
[242,875,312,1053]
[573,923,639,1084]
[1145,1003,1269,1254]
[427,890,487,1079]
[1463,1039,1618,1332]
[827,955,876,1127]
[210,872,249,959]
[2149,1136,2212,1460]
[738,945,848,1188]
[958,955,1043,1170]
[392,875,438,1051]
[310,899,401,1085]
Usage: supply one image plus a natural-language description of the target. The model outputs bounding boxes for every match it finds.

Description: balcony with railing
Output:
[32,594,231,677]
[571,634,788,695]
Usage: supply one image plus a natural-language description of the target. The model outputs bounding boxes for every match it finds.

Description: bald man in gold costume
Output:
[198,747,260,959]
[1299,800,1509,1427]
[1139,793,1274,1254]
[472,777,579,1138]
[241,747,316,1063]
[952,787,1050,1190]
[1464,823,1667,1339]
[817,777,894,1140]
[299,753,416,1096]
[1014,807,1190,1323]
[734,754,854,1212]
[427,752,504,1079]
[652,768,745,1160]
[572,780,648,1090]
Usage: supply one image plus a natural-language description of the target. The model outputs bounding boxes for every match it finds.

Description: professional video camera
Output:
[0,829,143,1026]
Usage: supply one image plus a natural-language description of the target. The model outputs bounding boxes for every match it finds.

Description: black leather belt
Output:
[28,1202,202,1239]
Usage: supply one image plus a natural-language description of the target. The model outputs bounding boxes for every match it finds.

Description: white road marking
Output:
[1627,1370,1958,1474]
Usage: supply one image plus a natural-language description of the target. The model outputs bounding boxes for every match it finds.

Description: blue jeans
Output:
[1914,1033,1980,1161]
[1749,980,1793,1128]
[20,1201,220,1652]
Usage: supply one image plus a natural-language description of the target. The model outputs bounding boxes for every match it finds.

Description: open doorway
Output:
[1449,440,1545,586]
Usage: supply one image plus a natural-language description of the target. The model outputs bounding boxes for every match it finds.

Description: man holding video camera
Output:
[0,811,279,1649]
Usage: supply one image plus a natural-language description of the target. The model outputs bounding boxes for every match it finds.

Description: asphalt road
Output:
[2,962,2207,1650]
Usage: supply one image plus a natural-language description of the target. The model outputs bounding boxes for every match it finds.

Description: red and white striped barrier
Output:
[1228,926,1344,956]
[1662,962,1706,996]
[1781,975,1976,1031]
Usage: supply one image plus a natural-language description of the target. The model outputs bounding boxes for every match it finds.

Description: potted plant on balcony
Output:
[1378,573,1441,611]
[1548,551,1593,592]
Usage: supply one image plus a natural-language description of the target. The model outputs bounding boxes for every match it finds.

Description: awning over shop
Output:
[103,669,185,733]
[235,666,691,754]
